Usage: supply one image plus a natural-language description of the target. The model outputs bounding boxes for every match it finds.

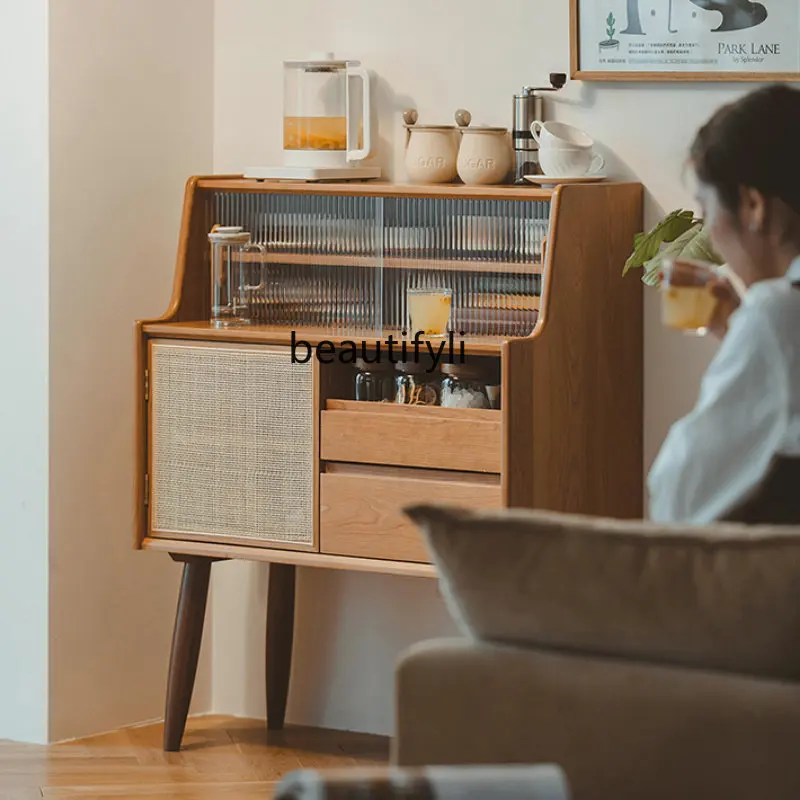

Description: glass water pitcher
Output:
[208,226,265,327]
[283,53,372,169]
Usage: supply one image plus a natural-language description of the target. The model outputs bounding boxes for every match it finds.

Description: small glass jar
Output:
[208,226,266,327]
[354,358,394,402]
[394,361,440,406]
[441,363,495,409]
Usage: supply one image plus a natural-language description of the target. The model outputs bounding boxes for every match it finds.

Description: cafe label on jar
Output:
[577,0,800,74]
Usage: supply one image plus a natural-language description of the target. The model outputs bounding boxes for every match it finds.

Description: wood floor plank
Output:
[0,717,387,800]
[42,781,276,799]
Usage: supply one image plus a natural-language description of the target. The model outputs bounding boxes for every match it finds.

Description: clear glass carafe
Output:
[283,54,371,169]
[208,226,265,327]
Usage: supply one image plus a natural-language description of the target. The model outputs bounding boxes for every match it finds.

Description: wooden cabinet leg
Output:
[266,562,296,730]
[163,555,213,752]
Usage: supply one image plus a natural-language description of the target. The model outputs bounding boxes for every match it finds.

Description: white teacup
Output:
[531,120,594,150]
[539,146,604,177]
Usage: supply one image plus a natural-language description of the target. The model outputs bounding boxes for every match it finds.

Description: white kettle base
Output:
[244,166,381,182]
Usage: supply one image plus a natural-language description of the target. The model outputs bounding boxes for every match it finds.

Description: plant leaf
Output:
[675,223,721,264]
[623,209,696,275]
[660,223,721,263]
[642,256,662,286]
[640,223,723,286]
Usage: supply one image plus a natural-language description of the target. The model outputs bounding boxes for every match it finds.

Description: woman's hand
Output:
[707,275,741,339]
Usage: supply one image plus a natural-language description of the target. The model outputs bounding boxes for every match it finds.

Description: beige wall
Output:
[212,0,746,735]
[46,0,215,742]
[0,0,748,745]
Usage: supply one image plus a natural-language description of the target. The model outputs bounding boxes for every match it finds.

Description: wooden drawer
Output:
[320,465,502,563]
[320,400,502,473]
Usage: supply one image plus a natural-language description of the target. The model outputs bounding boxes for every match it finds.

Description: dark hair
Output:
[690,84,800,217]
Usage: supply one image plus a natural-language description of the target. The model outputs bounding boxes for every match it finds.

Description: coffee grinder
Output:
[512,73,567,183]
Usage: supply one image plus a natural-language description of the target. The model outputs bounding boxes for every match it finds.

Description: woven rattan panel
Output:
[150,342,314,546]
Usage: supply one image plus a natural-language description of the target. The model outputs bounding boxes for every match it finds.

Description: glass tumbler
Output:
[407,287,453,337]
[660,259,720,337]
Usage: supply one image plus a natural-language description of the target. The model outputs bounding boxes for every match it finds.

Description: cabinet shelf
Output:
[198,177,555,201]
[325,399,500,420]
[142,321,515,355]
[238,251,543,275]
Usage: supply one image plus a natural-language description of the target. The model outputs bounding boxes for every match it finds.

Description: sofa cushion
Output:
[404,504,800,681]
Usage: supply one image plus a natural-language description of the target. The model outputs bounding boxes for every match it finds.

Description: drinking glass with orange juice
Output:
[408,288,452,337]
[660,259,728,336]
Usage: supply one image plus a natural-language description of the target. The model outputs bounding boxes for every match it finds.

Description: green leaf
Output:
[640,223,723,286]
[675,223,721,264]
[642,256,662,286]
[623,209,696,275]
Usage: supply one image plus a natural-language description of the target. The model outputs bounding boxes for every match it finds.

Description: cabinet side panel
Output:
[173,186,214,323]
[524,183,644,518]
[502,338,535,507]
[149,341,315,548]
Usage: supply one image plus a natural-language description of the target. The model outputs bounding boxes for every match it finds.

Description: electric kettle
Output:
[246,53,380,181]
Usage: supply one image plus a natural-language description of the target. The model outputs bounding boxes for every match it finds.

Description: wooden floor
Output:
[0,715,390,799]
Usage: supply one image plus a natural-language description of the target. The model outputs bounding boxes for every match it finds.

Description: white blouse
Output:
[648,257,800,524]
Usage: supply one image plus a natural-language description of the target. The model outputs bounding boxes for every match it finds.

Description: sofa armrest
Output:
[394,638,800,800]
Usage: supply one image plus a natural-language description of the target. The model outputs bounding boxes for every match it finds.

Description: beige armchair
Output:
[395,638,800,800]
[394,505,800,800]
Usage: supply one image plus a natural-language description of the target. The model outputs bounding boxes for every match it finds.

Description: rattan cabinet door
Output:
[148,340,315,549]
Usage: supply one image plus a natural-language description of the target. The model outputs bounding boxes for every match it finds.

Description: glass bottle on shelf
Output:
[208,225,266,327]
[394,361,440,406]
[354,358,394,402]
[441,362,501,409]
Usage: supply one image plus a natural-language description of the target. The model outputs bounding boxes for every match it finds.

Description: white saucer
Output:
[523,174,606,187]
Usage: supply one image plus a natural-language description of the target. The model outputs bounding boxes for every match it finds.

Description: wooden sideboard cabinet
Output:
[135,177,644,750]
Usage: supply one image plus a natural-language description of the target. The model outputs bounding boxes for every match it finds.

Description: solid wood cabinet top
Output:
[195,176,636,200]
[197,177,555,199]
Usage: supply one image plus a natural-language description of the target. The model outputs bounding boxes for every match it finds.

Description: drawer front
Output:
[320,468,502,563]
[149,340,315,549]
[321,402,502,473]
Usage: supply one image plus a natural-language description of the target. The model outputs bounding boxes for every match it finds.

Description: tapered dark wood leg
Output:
[163,555,213,751]
[266,562,296,730]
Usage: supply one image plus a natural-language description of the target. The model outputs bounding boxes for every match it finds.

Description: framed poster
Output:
[571,0,800,81]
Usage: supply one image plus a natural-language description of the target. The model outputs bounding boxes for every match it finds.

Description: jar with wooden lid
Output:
[394,361,440,406]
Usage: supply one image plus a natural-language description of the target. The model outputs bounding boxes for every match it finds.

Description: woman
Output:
[648,84,800,524]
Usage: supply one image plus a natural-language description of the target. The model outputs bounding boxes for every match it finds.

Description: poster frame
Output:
[570,0,800,81]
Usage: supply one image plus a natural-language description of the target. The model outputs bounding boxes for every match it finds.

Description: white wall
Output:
[45,0,215,742]
[0,0,50,745]
[212,0,752,736]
